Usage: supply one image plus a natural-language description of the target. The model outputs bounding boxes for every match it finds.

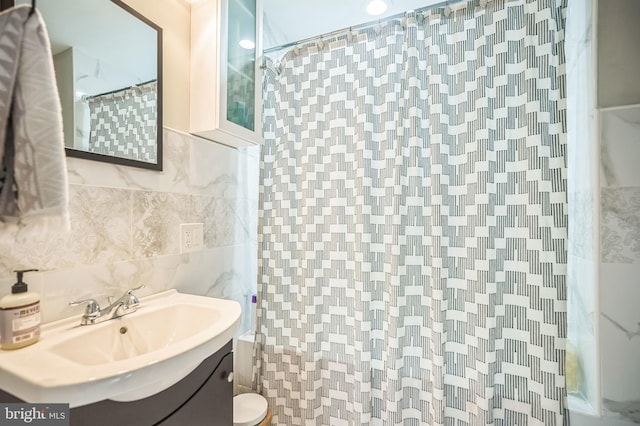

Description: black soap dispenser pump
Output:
[0,269,41,350]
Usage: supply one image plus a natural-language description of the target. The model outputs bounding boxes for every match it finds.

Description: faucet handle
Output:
[69,298,100,316]
[127,284,145,295]
[123,284,145,308]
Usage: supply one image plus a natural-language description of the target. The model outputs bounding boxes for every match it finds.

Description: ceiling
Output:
[263,0,443,51]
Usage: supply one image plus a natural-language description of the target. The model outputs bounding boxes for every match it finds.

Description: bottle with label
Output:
[0,269,41,350]
[566,340,581,394]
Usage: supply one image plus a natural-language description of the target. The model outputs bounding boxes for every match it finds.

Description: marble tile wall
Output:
[571,107,640,426]
[566,2,640,424]
[597,105,640,425]
[0,128,260,335]
[569,1,640,424]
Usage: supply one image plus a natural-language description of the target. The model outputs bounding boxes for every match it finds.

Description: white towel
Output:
[0,5,69,241]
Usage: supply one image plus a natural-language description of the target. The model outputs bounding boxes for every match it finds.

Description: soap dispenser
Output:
[0,269,41,350]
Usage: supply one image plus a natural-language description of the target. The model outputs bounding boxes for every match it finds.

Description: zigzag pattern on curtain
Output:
[257,0,568,424]
[87,80,158,163]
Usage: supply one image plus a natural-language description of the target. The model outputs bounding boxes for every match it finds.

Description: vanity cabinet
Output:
[191,0,263,148]
[0,341,234,426]
[71,341,233,425]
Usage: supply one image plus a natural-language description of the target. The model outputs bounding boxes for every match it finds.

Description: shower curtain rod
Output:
[82,79,157,100]
[262,0,471,55]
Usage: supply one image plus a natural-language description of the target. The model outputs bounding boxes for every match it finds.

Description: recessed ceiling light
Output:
[366,0,388,16]
[239,39,255,50]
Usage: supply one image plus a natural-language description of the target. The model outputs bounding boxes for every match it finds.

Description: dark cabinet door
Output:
[159,350,233,425]
[0,346,234,426]
[67,341,233,426]
[0,343,234,426]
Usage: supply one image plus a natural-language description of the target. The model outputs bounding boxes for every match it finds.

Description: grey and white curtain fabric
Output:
[257,0,568,425]
[86,80,157,162]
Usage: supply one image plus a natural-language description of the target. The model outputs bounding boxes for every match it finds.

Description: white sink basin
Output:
[0,290,241,407]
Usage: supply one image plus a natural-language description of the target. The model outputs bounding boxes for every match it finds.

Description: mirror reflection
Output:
[16,0,162,169]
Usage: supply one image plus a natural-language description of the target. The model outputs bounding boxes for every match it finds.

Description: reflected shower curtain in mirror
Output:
[257,0,568,424]
[85,80,158,162]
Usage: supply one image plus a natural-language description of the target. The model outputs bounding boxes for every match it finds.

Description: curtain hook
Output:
[443,0,452,17]
[374,20,382,35]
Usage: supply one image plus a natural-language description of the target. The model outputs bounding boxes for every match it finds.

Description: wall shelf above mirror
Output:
[7,0,163,171]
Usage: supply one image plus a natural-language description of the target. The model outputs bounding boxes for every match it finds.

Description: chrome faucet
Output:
[70,284,145,325]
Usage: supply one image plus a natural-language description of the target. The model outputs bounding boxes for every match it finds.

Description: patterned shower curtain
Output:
[257,0,568,424]
[86,80,158,162]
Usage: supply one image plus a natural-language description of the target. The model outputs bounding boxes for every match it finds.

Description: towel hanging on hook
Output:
[0,2,70,239]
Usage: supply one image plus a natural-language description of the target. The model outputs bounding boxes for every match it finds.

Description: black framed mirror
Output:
[5,0,163,171]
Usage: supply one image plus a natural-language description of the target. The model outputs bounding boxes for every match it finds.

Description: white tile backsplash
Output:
[0,128,259,334]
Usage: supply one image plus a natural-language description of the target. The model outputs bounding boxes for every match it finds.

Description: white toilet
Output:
[233,393,271,426]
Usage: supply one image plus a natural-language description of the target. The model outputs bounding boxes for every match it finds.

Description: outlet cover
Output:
[180,223,204,253]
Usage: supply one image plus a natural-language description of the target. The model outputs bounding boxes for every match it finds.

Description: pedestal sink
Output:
[0,290,241,408]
